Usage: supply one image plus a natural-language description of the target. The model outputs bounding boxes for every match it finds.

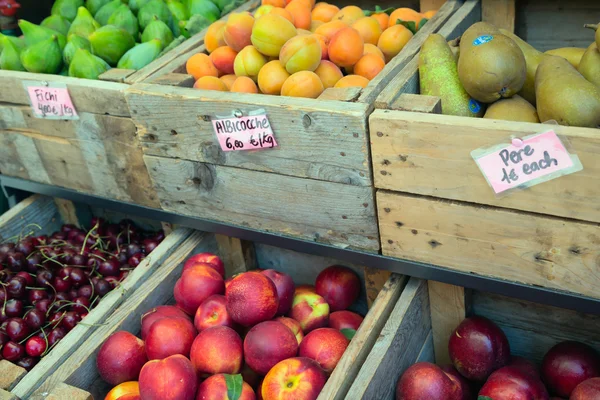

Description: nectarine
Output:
[97,331,147,386]
[139,354,197,400]
[244,321,299,375]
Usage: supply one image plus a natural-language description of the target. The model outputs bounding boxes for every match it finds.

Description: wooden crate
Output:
[122,0,474,252]
[344,278,600,399]
[369,0,600,298]
[0,195,197,399]
[27,235,407,400]
[0,0,255,208]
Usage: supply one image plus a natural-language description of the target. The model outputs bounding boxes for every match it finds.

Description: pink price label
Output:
[23,81,78,120]
[472,130,582,194]
[212,114,277,152]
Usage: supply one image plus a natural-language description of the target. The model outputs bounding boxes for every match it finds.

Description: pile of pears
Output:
[419,22,600,128]
[0,0,241,80]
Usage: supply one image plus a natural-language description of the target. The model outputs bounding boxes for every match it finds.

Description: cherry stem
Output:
[80,222,99,256]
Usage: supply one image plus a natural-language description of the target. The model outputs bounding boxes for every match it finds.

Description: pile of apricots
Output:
[185,0,436,97]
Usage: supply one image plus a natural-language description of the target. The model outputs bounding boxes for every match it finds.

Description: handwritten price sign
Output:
[212,114,278,152]
[23,81,79,120]
[472,130,582,195]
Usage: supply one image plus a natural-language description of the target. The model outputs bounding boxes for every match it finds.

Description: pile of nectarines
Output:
[97,253,367,400]
[186,2,436,97]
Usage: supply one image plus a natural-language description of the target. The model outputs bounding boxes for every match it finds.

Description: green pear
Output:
[483,95,539,123]
[68,48,111,78]
[0,36,26,71]
[41,15,72,36]
[51,0,85,22]
[63,34,91,64]
[578,43,600,87]
[95,0,126,25]
[20,35,63,74]
[129,0,151,14]
[108,4,139,38]
[187,0,219,21]
[585,23,599,48]
[158,34,185,56]
[544,47,586,69]
[138,0,172,30]
[117,38,161,69]
[18,20,67,51]
[86,0,112,15]
[141,17,173,48]
[89,25,135,65]
[68,7,101,39]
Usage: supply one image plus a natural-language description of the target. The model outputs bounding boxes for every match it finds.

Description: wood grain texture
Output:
[420,0,447,11]
[0,195,62,242]
[346,278,431,399]
[145,72,195,87]
[482,0,515,32]
[363,266,393,308]
[41,383,93,400]
[97,69,136,83]
[378,191,600,299]
[126,83,371,186]
[0,389,18,400]
[319,274,407,400]
[216,235,257,276]
[318,87,362,102]
[11,228,194,399]
[428,281,466,364]
[416,330,435,362]
[390,93,442,113]
[371,111,600,223]
[144,156,380,251]
[54,198,80,227]
[0,71,130,117]
[0,361,26,391]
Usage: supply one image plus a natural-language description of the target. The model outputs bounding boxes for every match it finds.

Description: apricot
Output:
[262,0,285,7]
[186,53,219,80]
[313,33,328,60]
[230,76,259,93]
[210,46,237,75]
[280,35,321,73]
[332,5,364,25]
[219,74,237,90]
[388,7,422,28]
[310,19,324,32]
[312,3,339,23]
[297,28,312,35]
[234,45,268,81]
[371,13,389,30]
[224,13,255,52]
[423,9,437,19]
[254,4,274,19]
[257,60,290,95]
[285,0,311,30]
[313,60,343,88]
[334,74,369,88]
[314,20,347,42]
[205,21,226,54]
[269,7,295,24]
[328,27,364,67]
[377,24,413,62]
[354,53,385,80]
[352,17,382,45]
[194,76,229,91]
[363,43,385,61]
[281,71,324,98]
[251,14,297,57]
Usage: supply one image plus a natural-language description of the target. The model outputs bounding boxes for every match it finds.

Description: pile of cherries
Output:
[0,217,164,371]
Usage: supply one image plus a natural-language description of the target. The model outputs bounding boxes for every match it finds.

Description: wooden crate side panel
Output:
[378,191,600,299]
[0,71,129,117]
[482,0,514,32]
[346,278,431,399]
[371,111,600,223]
[144,155,380,251]
[471,291,600,365]
[428,281,467,364]
[11,228,194,399]
[126,84,372,186]
[0,195,62,241]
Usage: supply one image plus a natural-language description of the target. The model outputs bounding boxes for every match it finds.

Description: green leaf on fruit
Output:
[398,20,417,34]
[224,374,243,400]
[341,328,356,340]
[418,18,429,31]
[478,397,493,400]
[363,6,394,16]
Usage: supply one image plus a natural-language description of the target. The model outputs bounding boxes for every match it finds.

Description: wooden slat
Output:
[144,155,379,251]
[416,331,435,362]
[126,83,371,186]
[54,198,80,227]
[378,191,600,300]
[363,267,393,308]
[318,87,362,102]
[145,72,195,87]
[482,0,515,32]
[0,195,62,241]
[216,235,257,276]
[319,274,408,400]
[0,389,18,400]
[428,281,466,364]
[37,383,93,400]
[371,110,600,223]
[0,361,26,391]
[390,93,442,113]
[346,278,431,399]
[420,0,446,11]
[98,69,136,83]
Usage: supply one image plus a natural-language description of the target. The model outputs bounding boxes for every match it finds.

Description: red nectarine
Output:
[299,327,349,373]
[226,272,279,327]
[261,269,295,316]
[196,373,256,400]
[97,331,147,385]
[145,317,197,360]
[141,305,190,340]
[194,294,237,332]
[315,265,361,312]
[174,264,225,315]
[262,357,327,400]
[244,320,299,375]
[190,325,243,376]
[139,354,198,400]
[184,252,225,277]
[290,292,329,333]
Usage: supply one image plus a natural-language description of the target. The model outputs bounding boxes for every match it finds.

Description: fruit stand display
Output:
[24,234,405,400]
[369,0,600,299]
[0,194,196,399]
[0,0,254,208]
[120,0,475,252]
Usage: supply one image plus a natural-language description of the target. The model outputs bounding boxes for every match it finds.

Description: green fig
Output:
[141,17,173,48]
[20,35,63,74]
[107,4,139,38]
[68,48,111,79]
[89,25,135,65]
[117,38,161,69]
[210,0,231,12]
[95,0,126,25]
[63,34,91,64]
[220,0,243,16]
[41,15,72,36]
[167,0,188,20]
[0,36,26,71]
[138,0,172,30]
[51,0,85,22]
[18,20,67,51]
[0,33,25,54]
[59,65,70,75]
[184,13,211,37]
[178,19,189,38]
[129,0,151,14]
[68,7,101,39]
[158,34,185,56]
[187,0,219,22]
[86,0,112,15]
